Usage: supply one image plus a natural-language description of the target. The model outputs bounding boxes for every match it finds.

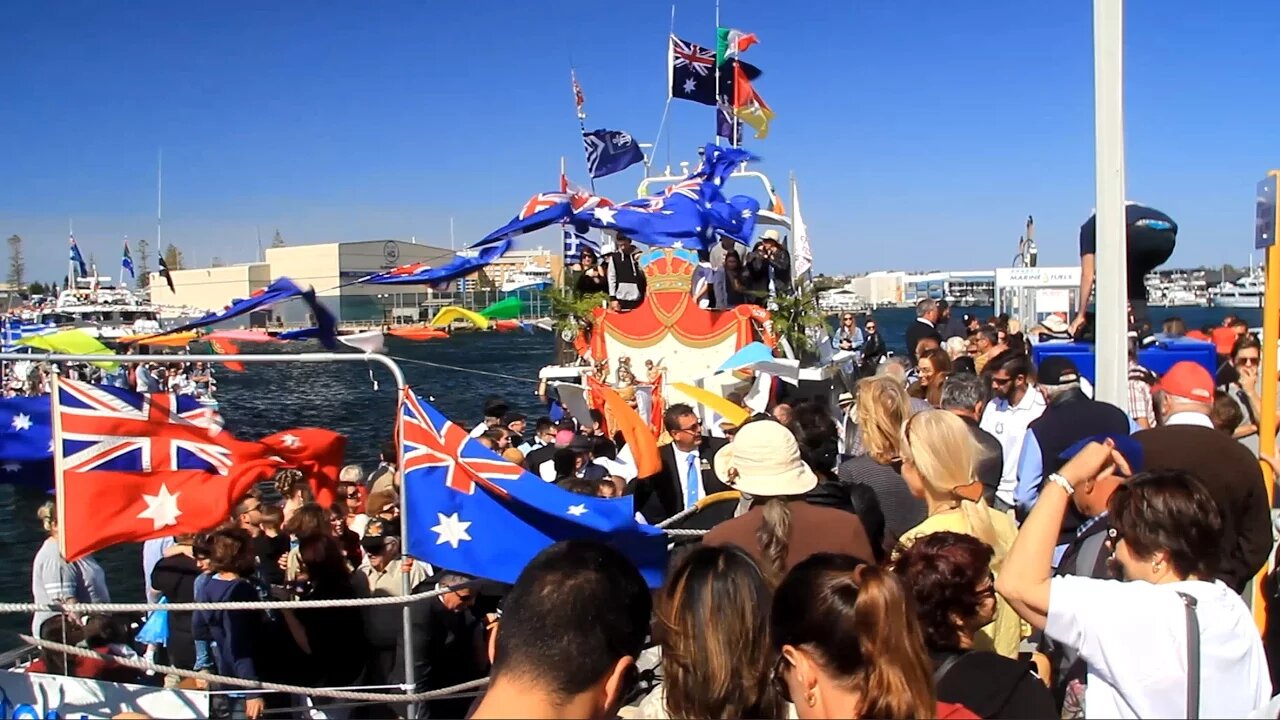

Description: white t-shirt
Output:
[1046,575,1270,719]
[979,387,1047,506]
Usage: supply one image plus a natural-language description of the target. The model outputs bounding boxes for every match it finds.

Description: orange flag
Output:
[208,336,245,372]
[591,380,661,478]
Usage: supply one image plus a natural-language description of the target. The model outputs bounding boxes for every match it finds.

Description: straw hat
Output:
[712,420,818,497]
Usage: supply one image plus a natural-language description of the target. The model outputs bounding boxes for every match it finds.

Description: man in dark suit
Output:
[631,403,729,525]
[905,298,943,365]
[392,570,483,718]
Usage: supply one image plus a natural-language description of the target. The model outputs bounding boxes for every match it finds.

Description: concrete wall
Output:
[147,263,271,312]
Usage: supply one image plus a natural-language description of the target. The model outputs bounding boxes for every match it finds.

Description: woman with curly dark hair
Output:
[892,532,1055,718]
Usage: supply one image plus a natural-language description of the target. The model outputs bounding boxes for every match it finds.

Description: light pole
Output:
[1092,0,1128,408]
[376,293,390,326]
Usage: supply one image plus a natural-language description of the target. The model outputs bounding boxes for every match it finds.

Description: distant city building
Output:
[901,270,995,306]
[849,271,905,307]
[147,239,562,324]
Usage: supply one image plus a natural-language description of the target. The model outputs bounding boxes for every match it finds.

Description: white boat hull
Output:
[1212,295,1262,309]
[0,669,210,718]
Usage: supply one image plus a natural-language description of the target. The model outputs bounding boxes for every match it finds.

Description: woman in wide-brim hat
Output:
[703,419,876,586]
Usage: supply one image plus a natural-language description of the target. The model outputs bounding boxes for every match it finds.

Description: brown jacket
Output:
[703,500,876,574]
[1134,424,1272,592]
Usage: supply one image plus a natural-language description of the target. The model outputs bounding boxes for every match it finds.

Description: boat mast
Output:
[156,149,163,269]
[67,218,75,290]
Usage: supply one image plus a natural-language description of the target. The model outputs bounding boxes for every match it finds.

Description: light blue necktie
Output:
[685,452,700,510]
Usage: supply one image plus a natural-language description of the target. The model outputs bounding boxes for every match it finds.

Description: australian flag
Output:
[671,36,763,109]
[158,277,338,350]
[400,389,667,587]
[363,239,511,288]
[670,36,717,106]
[582,129,644,179]
[562,226,599,264]
[473,191,576,248]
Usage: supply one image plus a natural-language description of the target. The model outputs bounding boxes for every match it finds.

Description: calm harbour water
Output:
[0,304,1258,646]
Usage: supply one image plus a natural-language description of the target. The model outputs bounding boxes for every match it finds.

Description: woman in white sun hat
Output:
[703,419,875,586]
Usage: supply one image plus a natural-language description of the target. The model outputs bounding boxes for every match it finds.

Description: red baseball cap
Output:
[1154,361,1214,403]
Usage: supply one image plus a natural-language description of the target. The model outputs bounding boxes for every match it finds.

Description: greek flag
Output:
[582,129,644,179]
[562,226,599,264]
[1,318,56,353]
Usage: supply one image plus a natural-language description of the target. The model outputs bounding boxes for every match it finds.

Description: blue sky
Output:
[2,1,1277,282]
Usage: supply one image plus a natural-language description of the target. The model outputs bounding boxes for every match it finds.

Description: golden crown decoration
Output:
[643,248,696,294]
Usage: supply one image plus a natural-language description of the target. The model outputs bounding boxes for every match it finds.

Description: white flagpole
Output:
[1092,0,1127,408]
[713,0,721,148]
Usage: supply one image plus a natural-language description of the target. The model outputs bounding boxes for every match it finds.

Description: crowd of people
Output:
[4,351,216,399]
[568,230,794,312]
[23,299,1280,719]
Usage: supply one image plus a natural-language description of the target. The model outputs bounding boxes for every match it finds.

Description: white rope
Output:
[19,635,488,703]
[662,528,709,537]
[0,586,450,615]
[388,355,539,384]
[656,506,701,528]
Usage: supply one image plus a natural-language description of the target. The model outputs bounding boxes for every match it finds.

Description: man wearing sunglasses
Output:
[633,404,729,525]
[979,351,1045,512]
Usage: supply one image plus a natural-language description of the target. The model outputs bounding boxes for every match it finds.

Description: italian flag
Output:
[716,27,759,64]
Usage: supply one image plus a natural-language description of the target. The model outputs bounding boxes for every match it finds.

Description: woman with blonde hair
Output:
[837,377,927,550]
[637,545,785,719]
[896,410,1024,658]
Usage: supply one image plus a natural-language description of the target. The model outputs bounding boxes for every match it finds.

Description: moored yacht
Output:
[35,277,164,341]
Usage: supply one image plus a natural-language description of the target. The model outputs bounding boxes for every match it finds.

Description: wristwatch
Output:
[1048,472,1075,496]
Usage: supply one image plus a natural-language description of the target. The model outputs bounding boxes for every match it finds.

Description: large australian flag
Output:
[399,389,667,587]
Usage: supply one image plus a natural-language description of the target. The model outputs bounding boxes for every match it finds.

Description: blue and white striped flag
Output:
[562,225,599,264]
[1,318,56,353]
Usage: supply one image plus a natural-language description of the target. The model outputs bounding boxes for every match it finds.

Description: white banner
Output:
[0,670,210,719]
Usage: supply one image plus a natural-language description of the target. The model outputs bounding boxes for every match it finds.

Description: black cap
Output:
[501,412,526,426]
[568,434,595,453]
[1037,357,1081,386]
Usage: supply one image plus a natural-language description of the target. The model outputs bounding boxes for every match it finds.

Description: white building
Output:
[849,271,905,307]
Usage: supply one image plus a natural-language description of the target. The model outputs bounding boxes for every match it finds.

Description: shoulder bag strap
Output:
[933,651,966,685]
[1177,591,1201,720]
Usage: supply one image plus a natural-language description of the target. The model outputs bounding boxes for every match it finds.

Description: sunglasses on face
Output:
[1237,356,1260,366]
[772,654,793,703]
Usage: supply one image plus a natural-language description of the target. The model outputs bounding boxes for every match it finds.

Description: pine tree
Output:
[6,235,24,291]
[271,229,285,248]
[137,238,151,289]
[162,243,184,271]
